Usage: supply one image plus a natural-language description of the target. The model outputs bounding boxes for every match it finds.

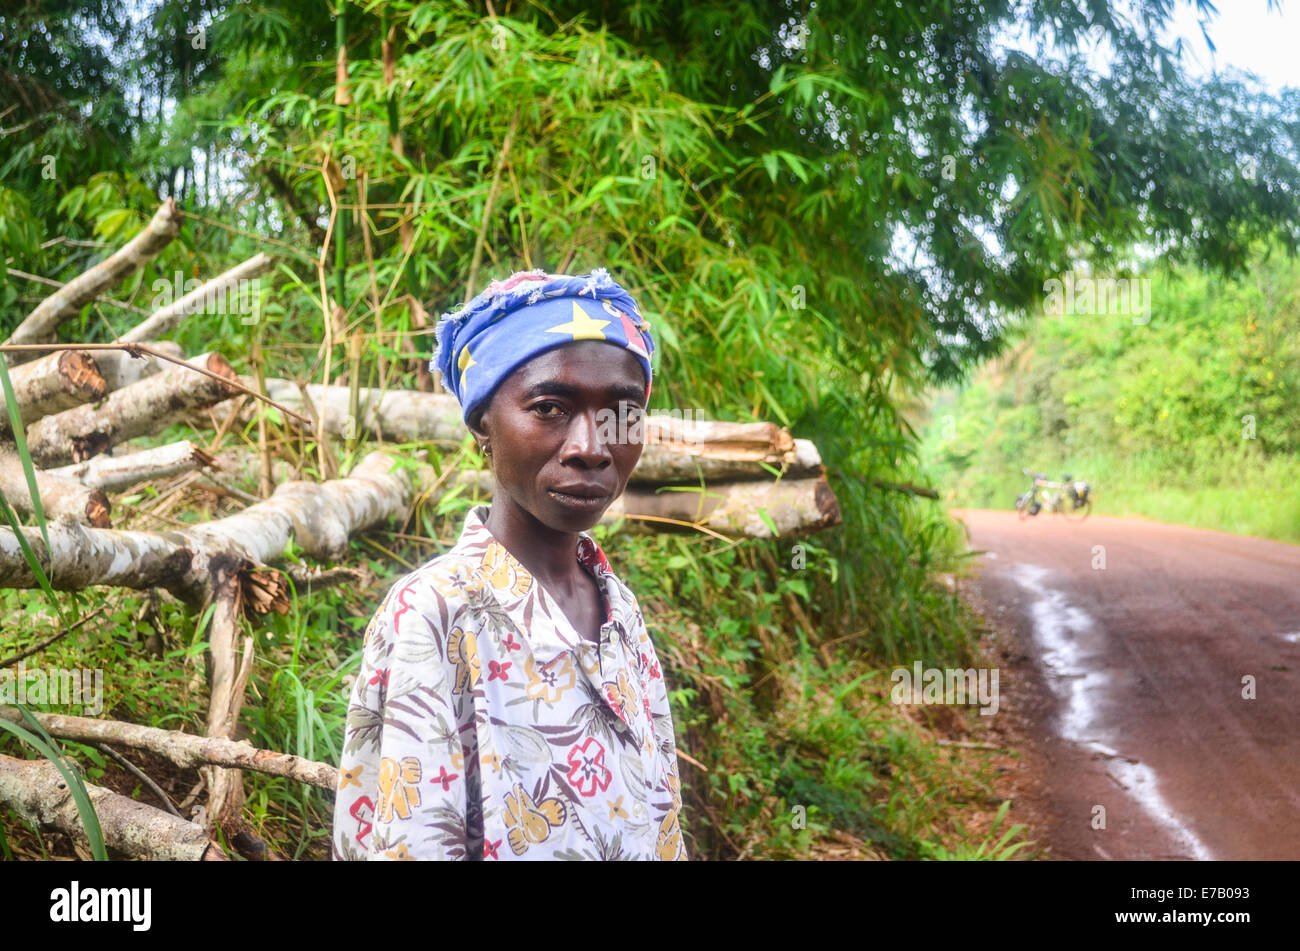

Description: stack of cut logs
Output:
[0,201,841,860]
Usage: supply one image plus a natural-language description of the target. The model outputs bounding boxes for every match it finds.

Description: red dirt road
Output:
[954,509,1300,860]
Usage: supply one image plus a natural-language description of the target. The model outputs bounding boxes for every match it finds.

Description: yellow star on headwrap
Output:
[458,344,477,390]
[545,300,610,341]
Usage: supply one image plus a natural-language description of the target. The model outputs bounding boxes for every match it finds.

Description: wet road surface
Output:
[954,509,1300,860]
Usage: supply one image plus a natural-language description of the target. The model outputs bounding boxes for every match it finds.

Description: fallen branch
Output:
[4,199,182,354]
[0,451,413,605]
[282,562,369,591]
[49,440,216,493]
[90,741,182,818]
[0,445,111,527]
[0,519,193,592]
[119,252,276,344]
[0,343,311,427]
[873,479,940,500]
[0,708,338,790]
[23,352,241,467]
[0,752,226,861]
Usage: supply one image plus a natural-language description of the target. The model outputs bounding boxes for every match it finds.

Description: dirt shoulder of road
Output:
[951,572,1064,860]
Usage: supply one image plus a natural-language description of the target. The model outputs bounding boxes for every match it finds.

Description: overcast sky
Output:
[1164,0,1300,93]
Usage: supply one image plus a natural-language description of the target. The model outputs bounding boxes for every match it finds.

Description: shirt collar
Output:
[452,505,623,662]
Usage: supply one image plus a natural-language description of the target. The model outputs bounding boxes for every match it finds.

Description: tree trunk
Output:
[632,437,822,484]
[91,340,185,391]
[257,379,466,444]
[0,349,107,427]
[4,199,182,356]
[0,519,192,592]
[457,469,842,538]
[612,474,842,538]
[24,353,239,467]
[251,381,820,479]
[202,571,252,832]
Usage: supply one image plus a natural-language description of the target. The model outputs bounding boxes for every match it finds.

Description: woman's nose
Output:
[560,410,613,468]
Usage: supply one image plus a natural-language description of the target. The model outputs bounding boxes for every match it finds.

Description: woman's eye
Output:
[532,401,565,418]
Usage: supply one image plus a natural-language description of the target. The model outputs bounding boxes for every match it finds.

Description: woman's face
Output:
[473,341,648,534]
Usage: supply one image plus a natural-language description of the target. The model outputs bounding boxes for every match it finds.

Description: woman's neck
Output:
[483,500,581,587]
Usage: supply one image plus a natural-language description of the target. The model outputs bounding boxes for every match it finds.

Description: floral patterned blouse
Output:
[332,505,687,860]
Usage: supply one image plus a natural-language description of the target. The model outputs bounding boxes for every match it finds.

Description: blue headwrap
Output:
[432,268,655,425]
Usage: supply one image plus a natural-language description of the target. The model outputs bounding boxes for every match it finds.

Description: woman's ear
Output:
[467,408,492,459]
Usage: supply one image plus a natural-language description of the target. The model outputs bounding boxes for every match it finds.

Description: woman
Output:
[332,268,686,860]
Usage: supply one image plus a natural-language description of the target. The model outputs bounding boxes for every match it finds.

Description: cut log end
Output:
[57,349,109,402]
[202,351,237,380]
[242,567,290,616]
[84,489,111,528]
[814,475,842,529]
[70,432,113,464]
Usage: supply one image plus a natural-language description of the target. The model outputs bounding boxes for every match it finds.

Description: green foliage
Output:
[920,800,1033,861]
[922,248,1300,542]
[0,358,65,621]
[595,525,1014,859]
[536,0,1300,379]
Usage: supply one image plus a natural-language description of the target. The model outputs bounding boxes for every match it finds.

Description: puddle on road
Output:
[1011,563,1214,861]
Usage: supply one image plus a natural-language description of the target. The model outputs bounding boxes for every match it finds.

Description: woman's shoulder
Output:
[377,543,488,615]
[362,532,493,646]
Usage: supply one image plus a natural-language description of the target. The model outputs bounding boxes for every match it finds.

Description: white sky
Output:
[1163,0,1300,93]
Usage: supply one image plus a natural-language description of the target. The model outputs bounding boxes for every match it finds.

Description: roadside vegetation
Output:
[921,249,1300,545]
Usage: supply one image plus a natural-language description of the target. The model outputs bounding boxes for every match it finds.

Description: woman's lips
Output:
[547,488,612,511]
